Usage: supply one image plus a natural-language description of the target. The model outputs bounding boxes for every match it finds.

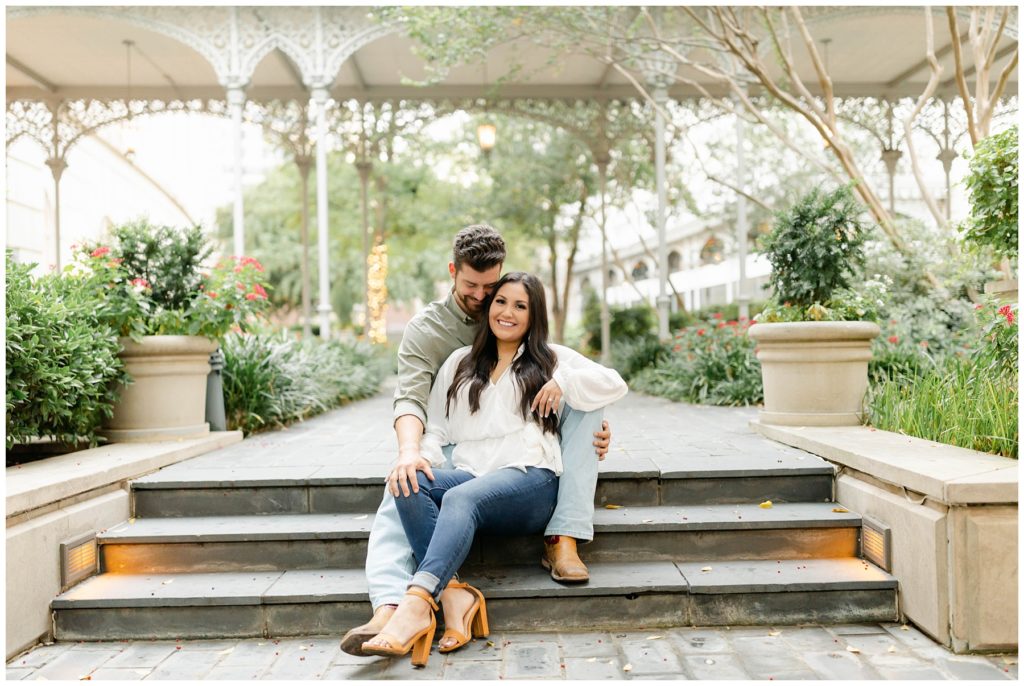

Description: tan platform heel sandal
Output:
[360,586,438,667]
[438,579,489,654]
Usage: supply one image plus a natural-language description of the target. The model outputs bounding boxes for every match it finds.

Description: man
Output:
[341,224,611,655]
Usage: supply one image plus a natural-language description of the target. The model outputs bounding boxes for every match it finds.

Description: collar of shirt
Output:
[445,288,478,326]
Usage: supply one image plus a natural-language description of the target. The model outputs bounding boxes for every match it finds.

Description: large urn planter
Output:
[984,277,1018,305]
[102,335,218,442]
[748,321,880,427]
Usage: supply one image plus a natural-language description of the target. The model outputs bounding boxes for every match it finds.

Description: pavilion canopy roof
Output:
[6,6,1018,103]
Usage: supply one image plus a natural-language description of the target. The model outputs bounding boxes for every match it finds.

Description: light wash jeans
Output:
[397,466,558,601]
[364,406,603,608]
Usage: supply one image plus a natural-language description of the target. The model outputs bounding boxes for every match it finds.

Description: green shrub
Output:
[961,125,1018,259]
[79,220,272,340]
[633,317,762,406]
[757,185,880,322]
[5,254,129,448]
[609,335,668,381]
[222,332,386,434]
[580,292,657,353]
[867,301,1017,459]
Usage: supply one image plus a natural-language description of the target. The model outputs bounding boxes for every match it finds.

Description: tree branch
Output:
[946,7,978,146]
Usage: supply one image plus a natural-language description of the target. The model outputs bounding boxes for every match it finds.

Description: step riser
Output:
[132,475,834,517]
[100,528,858,574]
[53,590,897,641]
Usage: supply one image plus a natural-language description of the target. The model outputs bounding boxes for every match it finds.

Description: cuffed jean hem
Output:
[543,524,594,543]
[410,571,442,599]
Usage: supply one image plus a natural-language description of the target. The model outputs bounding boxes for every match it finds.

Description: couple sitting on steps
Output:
[340,224,628,667]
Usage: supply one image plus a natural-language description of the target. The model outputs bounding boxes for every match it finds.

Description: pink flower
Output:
[712,312,723,320]
[208,292,218,299]
[253,283,268,299]
[130,278,150,289]
[673,344,682,352]
[245,292,258,301]
[234,265,243,273]
[975,304,984,310]
[90,246,110,258]
[697,329,706,336]
[888,336,899,344]
[726,320,738,326]
[241,256,265,272]
[919,340,929,348]
[998,304,1015,326]
[236,282,245,290]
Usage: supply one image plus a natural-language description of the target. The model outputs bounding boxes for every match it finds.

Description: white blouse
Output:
[419,343,628,476]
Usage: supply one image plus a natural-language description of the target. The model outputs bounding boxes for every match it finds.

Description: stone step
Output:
[52,559,898,641]
[130,455,834,517]
[98,504,861,573]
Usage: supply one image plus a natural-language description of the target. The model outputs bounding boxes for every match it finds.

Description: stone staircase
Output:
[51,445,898,640]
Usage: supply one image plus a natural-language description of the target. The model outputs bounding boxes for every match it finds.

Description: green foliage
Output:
[757,185,873,320]
[221,333,386,434]
[961,125,1018,259]
[580,292,657,353]
[609,336,668,382]
[868,301,1018,459]
[633,318,762,406]
[6,253,129,448]
[79,221,272,340]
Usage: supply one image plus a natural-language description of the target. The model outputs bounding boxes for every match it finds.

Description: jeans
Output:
[364,406,603,609]
[395,466,558,600]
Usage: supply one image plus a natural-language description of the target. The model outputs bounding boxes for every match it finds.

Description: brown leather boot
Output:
[340,604,396,656]
[541,535,589,583]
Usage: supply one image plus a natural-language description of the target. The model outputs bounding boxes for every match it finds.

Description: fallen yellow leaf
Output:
[701,566,713,572]
[623,664,633,672]
[604,504,623,509]
[767,630,780,637]
[832,507,849,513]
[887,645,897,653]
[900,625,910,631]
[846,645,861,654]
[759,501,773,509]
[646,635,664,640]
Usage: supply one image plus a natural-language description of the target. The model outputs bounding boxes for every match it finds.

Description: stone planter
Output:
[748,321,880,426]
[983,277,1017,305]
[102,336,218,442]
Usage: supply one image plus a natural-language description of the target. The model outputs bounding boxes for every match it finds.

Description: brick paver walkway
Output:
[7,624,1016,680]
[7,384,1018,680]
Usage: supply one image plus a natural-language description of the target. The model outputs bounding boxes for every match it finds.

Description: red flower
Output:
[234,265,243,273]
[208,292,218,299]
[245,292,258,301]
[236,282,245,290]
[716,322,726,328]
[919,340,928,348]
[90,246,110,258]
[130,278,150,288]
[672,344,682,352]
[998,304,1015,326]
[241,256,265,272]
[726,320,738,326]
[697,329,706,336]
[712,312,723,319]
[975,304,984,310]
[888,336,899,344]
[253,283,268,299]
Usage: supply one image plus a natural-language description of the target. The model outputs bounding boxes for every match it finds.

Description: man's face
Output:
[450,262,502,318]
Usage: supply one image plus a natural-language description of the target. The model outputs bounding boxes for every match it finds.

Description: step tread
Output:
[99,503,859,543]
[52,558,894,609]
[130,453,833,489]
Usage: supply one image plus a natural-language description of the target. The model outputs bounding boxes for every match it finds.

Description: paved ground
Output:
[7,384,1019,679]
[6,624,1017,680]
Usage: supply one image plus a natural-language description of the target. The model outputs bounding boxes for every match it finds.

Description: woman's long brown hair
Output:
[446,272,559,436]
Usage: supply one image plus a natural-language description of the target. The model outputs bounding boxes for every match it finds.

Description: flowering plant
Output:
[76,221,271,341]
[632,315,762,406]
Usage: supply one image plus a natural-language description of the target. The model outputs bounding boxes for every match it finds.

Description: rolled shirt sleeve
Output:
[551,344,628,412]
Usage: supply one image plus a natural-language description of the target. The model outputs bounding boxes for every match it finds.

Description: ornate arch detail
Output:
[7,6,235,83]
[320,10,399,88]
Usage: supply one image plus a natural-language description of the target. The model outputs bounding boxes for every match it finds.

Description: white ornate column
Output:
[643,52,674,341]
[734,88,750,321]
[226,86,246,257]
[312,86,332,339]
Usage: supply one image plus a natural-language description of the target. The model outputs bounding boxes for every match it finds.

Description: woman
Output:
[362,272,627,667]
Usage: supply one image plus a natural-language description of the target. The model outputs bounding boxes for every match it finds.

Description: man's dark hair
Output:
[452,224,506,272]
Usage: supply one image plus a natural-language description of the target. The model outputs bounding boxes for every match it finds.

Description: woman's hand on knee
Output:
[389,449,435,497]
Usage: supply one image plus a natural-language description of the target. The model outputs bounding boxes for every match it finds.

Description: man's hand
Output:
[388,448,434,497]
[593,420,611,461]
[531,379,563,418]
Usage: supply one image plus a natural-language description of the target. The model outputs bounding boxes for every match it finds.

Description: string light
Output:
[366,238,388,344]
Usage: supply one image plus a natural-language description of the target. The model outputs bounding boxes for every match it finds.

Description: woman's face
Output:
[488,281,531,346]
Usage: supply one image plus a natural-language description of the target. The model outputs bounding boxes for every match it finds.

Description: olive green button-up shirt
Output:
[393,289,480,427]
